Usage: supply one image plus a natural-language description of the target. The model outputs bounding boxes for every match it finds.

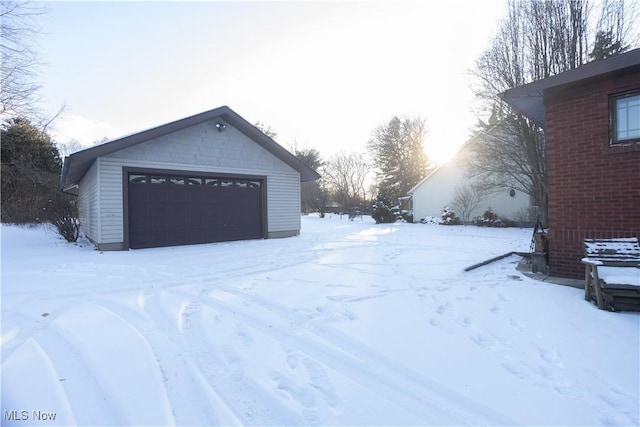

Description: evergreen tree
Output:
[1,118,61,223]
[368,116,433,206]
[294,148,326,214]
[589,30,626,61]
[371,190,397,224]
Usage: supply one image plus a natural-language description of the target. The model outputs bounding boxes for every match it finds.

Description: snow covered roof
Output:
[60,106,320,193]
[500,48,640,129]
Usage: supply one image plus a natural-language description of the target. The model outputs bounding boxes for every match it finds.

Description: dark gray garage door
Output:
[127,172,264,249]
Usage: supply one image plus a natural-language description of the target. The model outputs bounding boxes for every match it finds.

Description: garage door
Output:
[127,172,264,249]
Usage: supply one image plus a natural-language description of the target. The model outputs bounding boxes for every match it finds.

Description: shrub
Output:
[475,209,512,227]
[441,206,461,225]
[420,216,441,225]
[42,195,81,242]
[372,200,397,224]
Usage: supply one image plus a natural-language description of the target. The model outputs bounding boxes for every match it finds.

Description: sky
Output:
[37,1,507,164]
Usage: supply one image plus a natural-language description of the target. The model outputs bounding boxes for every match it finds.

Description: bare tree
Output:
[1,1,47,117]
[450,183,487,224]
[467,121,547,218]
[254,121,278,140]
[323,152,370,211]
[470,0,637,224]
[57,138,85,158]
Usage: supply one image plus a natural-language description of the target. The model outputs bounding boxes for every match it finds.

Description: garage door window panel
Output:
[150,176,167,184]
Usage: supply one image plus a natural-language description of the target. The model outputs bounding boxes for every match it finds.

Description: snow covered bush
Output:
[440,206,461,225]
[420,216,441,225]
[371,200,397,224]
[475,209,512,228]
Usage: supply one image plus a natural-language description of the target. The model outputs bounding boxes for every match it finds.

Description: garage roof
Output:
[499,48,640,129]
[60,106,321,193]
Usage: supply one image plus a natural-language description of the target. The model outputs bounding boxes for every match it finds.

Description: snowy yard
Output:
[2,215,639,426]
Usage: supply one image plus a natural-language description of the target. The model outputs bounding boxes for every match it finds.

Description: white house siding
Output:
[410,147,530,223]
[78,160,99,243]
[95,119,301,247]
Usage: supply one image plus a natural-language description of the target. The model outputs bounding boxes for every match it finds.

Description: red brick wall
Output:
[544,70,640,278]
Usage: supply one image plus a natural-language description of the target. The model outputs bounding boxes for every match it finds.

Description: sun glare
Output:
[426,143,459,166]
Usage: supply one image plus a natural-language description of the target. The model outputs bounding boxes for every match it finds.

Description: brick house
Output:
[501,49,640,279]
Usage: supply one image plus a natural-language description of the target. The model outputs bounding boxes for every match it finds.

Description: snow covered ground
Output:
[2,215,638,426]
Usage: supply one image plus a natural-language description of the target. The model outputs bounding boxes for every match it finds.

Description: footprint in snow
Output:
[284,347,300,370]
[509,318,525,331]
[235,325,253,347]
[302,358,341,409]
[222,345,245,381]
[269,371,316,408]
[470,334,494,349]
[539,347,563,367]
[501,361,526,379]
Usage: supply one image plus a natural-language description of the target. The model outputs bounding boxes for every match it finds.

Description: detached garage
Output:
[60,106,320,250]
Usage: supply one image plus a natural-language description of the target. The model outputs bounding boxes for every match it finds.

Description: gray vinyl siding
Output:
[267,174,301,232]
[78,160,99,242]
[98,158,125,244]
[95,119,301,245]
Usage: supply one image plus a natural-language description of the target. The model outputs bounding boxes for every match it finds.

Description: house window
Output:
[612,91,640,144]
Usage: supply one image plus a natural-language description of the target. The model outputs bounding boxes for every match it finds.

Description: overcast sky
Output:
[38,1,506,164]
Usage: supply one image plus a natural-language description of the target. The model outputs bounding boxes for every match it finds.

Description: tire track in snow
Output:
[94,295,231,425]
[2,337,77,425]
[13,316,118,424]
[169,287,518,425]
[142,291,240,425]
[51,304,175,426]
[168,292,306,426]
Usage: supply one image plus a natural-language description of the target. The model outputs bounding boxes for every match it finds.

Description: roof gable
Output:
[500,48,640,128]
[60,106,320,192]
[408,129,493,195]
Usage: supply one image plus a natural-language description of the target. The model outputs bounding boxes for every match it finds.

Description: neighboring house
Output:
[501,48,640,279]
[60,106,320,250]
[408,135,531,223]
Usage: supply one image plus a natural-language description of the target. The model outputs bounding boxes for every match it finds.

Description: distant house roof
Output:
[408,126,497,195]
[499,48,640,129]
[60,105,321,193]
